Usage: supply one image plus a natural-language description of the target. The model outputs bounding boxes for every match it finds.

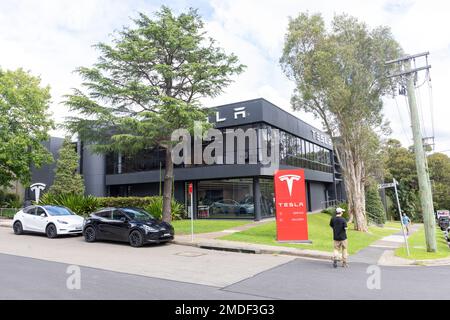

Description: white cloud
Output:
[0,0,448,155]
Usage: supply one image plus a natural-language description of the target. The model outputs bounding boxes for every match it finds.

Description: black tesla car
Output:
[82,207,174,247]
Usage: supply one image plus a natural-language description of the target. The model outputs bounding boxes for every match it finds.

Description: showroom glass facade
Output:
[191,177,275,219]
[196,178,254,219]
[106,123,333,175]
[81,99,341,220]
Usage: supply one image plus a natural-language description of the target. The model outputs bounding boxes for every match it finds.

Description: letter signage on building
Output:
[274,169,310,242]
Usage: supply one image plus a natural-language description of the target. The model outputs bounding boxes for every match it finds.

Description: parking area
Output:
[0,227,295,287]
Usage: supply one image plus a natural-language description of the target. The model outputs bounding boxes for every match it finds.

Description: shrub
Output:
[38,193,100,216]
[96,196,185,221]
[322,202,349,220]
[365,185,386,225]
[0,191,20,208]
[97,197,155,208]
[144,196,185,221]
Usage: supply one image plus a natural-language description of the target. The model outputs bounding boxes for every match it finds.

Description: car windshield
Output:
[122,208,154,221]
[43,206,75,216]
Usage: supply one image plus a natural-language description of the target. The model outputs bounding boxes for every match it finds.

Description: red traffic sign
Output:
[188,183,193,194]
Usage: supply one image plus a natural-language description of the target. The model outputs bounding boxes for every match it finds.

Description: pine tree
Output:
[48,138,84,196]
[365,185,386,225]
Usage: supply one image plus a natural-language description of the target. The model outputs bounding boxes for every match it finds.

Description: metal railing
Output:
[0,208,20,219]
[321,199,345,209]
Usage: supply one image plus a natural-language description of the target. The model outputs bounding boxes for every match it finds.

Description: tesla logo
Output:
[215,107,247,123]
[278,175,301,197]
[30,183,46,203]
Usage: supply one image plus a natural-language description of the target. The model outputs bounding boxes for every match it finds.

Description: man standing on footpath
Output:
[329,207,348,268]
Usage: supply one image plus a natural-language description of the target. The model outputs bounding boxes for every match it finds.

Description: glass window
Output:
[197,178,254,219]
[121,208,154,221]
[260,178,275,218]
[112,210,128,221]
[36,207,47,217]
[24,206,36,215]
[94,210,112,219]
[44,206,75,216]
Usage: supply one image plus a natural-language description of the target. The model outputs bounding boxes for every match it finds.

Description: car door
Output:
[95,210,114,240]
[104,210,130,242]
[21,206,37,231]
[33,207,49,233]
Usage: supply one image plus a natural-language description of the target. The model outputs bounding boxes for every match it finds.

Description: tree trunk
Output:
[336,144,368,232]
[162,145,173,223]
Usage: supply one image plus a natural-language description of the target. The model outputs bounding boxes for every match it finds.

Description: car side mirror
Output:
[40,213,46,218]
[120,217,128,222]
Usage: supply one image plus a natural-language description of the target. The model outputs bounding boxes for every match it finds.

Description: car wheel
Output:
[129,230,144,247]
[84,226,96,242]
[46,224,58,238]
[13,221,23,235]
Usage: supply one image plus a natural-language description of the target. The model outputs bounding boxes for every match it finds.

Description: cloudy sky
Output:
[0,0,448,154]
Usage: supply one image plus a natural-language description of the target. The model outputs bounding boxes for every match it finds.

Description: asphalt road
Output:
[0,252,449,299]
[0,228,449,299]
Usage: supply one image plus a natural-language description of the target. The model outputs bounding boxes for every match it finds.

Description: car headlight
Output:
[142,225,158,233]
[57,220,68,224]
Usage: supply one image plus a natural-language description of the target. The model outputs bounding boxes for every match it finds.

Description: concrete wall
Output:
[26,137,65,200]
[308,181,327,212]
[82,145,106,197]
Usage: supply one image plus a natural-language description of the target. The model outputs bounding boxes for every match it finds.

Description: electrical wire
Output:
[427,70,436,150]
[415,79,428,138]
[394,95,412,144]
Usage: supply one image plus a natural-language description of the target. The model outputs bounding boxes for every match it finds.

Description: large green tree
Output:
[380,139,450,221]
[0,68,54,188]
[48,138,84,196]
[65,7,244,222]
[280,13,402,231]
[426,153,450,211]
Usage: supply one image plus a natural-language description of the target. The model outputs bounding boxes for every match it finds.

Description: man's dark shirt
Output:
[329,216,348,241]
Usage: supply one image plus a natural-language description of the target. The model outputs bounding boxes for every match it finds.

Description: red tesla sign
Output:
[274,169,309,242]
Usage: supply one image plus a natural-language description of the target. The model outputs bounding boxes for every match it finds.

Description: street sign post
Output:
[378,178,410,256]
[189,183,194,242]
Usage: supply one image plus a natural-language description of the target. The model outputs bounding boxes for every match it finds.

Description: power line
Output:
[427,69,436,146]
[413,57,428,139]
[393,95,412,144]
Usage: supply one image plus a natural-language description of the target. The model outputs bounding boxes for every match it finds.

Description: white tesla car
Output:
[12,205,84,238]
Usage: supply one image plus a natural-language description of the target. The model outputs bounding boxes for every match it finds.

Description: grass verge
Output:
[219,213,401,254]
[172,219,252,235]
[395,226,450,260]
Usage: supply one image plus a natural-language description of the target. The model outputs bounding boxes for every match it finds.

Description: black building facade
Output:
[80,98,345,220]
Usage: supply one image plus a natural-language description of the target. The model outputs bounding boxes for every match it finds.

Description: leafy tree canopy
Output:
[65,6,245,153]
[64,6,245,221]
[280,12,402,231]
[0,68,54,188]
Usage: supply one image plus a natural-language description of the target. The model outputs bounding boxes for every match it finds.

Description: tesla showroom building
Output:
[67,98,343,221]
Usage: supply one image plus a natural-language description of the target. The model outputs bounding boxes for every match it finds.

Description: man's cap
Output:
[336,207,345,214]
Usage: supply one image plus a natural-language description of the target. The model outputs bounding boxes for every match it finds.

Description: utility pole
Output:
[386,52,437,252]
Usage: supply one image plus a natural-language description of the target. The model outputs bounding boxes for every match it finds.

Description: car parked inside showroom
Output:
[82,207,174,247]
[208,199,254,216]
[12,205,85,238]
